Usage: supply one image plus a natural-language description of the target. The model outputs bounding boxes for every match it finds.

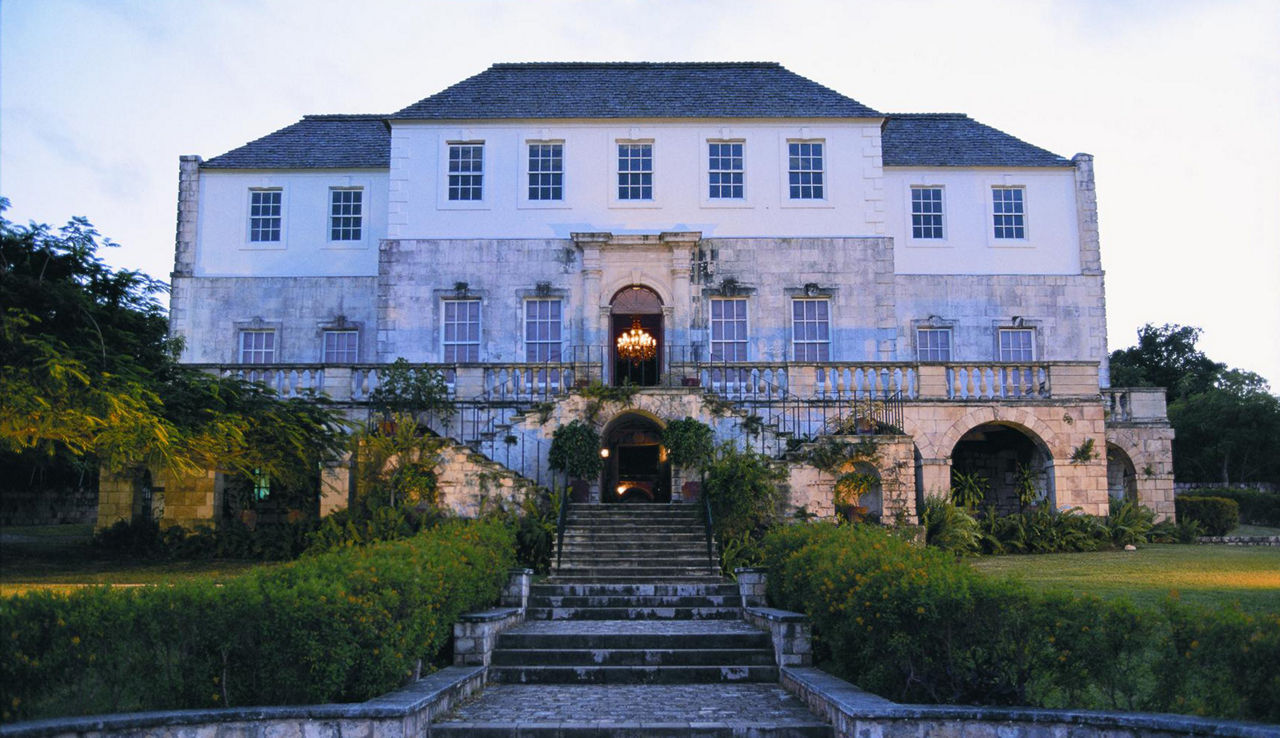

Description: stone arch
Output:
[1106,442,1138,502]
[601,278,673,310]
[931,406,1067,461]
[600,410,671,503]
[949,421,1057,513]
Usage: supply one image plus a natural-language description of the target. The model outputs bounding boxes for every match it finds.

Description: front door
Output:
[609,285,663,387]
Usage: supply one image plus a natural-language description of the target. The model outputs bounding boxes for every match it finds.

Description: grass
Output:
[1,523,269,596]
[969,543,1280,615]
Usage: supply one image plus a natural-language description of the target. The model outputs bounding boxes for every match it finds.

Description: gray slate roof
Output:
[881,113,1069,167]
[390,62,881,120]
[202,115,390,169]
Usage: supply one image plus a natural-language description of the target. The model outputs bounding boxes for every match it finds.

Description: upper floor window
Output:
[525,299,563,362]
[998,328,1035,362]
[710,298,748,361]
[448,143,484,201]
[239,329,276,364]
[708,142,744,200]
[248,189,282,242]
[443,299,481,362]
[916,328,952,362]
[528,143,564,201]
[910,187,944,239]
[791,299,830,361]
[323,330,358,363]
[329,188,363,241]
[992,186,1026,239]
[617,142,653,201]
[787,141,824,200]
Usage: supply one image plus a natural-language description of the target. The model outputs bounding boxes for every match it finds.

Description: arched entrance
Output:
[950,423,1055,514]
[610,286,662,386]
[600,412,672,503]
[1106,443,1138,502]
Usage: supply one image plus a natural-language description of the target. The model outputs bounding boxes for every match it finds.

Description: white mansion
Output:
[99,63,1173,527]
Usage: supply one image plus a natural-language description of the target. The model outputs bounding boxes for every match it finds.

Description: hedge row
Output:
[1175,496,1240,536]
[0,518,515,722]
[1181,487,1280,527]
[761,523,1280,722]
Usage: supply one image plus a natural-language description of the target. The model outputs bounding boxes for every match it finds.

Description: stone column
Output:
[169,156,202,361]
[919,457,952,500]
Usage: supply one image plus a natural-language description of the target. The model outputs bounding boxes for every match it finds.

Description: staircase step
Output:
[526,606,742,620]
[550,575,724,584]
[490,648,774,667]
[498,632,769,651]
[489,664,780,684]
[432,723,829,738]
[531,583,737,597]
[529,594,735,608]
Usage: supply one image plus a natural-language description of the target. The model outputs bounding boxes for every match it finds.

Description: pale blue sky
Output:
[2,0,1278,385]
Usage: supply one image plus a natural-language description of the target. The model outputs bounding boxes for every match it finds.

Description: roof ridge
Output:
[489,61,783,69]
[886,112,969,119]
[302,114,388,121]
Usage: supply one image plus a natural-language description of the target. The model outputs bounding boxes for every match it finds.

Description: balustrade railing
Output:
[1101,387,1169,423]
[812,363,918,399]
[945,363,1050,400]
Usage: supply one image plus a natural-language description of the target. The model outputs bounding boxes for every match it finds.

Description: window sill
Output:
[240,242,287,251]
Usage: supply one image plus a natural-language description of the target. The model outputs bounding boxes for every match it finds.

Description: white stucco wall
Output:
[195,170,388,278]
[386,119,886,240]
[884,167,1080,275]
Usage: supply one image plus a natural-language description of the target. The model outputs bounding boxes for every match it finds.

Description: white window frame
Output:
[328,188,363,242]
[997,328,1036,363]
[524,141,565,204]
[909,186,945,240]
[916,328,953,363]
[991,186,1027,240]
[247,188,283,244]
[614,140,655,205]
[707,140,745,201]
[238,329,277,364]
[524,298,563,363]
[785,139,826,202]
[322,329,359,364]
[790,298,831,362]
[709,298,749,362]
[447,142,485,202]
[442,299,481,363]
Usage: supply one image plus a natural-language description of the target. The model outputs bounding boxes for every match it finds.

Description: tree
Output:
[0,201,346,516]
[1109,323,1223,402]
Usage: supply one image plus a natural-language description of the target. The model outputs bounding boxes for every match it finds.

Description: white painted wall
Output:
[884,167,1080,275]
[195,170,388,277]
[387,119,887,239]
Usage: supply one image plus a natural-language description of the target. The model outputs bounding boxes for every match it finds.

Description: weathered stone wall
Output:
[786,436,916,521]
[1107,423,1176,521]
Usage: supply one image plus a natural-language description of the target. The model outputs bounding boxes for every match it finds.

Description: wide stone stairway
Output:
[432,503,832,736]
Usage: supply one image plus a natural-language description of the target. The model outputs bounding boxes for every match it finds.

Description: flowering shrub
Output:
[760,522,1280,721]
[0,518,514,721]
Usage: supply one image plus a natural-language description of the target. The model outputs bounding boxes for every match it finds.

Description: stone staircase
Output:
[487,503,784,686]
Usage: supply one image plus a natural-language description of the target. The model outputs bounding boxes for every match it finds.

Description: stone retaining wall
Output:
[1198,536,1280,547]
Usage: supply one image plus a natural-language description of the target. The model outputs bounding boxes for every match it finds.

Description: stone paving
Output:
[434,683,825,725]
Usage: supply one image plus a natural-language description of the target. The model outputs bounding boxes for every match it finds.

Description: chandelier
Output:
[616,317,657,362]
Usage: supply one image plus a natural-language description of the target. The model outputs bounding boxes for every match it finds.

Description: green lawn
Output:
[969,543,1280,615]
[1,524,269,596]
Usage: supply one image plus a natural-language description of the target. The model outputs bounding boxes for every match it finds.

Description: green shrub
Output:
[759,521,1280,722]
[1106,497,1156,546]
[661,417,714,468]
[0,518,515,721]
[702,444,784,543]
[547,420,602,481]
[1175,496,1239,536]
[1182,487,1280,527]
[920,497,980,553]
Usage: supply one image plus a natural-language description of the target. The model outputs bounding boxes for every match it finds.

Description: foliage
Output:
[1109,323,1224,402]
[367,358,455,424]
[803,437,878,474]
[1181,487,1280,527]
[1013,463,1038,510]
[718,530,764,576]
[948,469,988,509]
[1069,437,1098,463]
[1174,496,1239,536]
[548,420,602,481]
[660,417,714,468]
[1105,496,1156,546]
[0,203,347,513]
[352,413,444,511]
[833,471,878,508]
[702,444,785,543]
[0,519,516,721]
[576,380,638,422]
[975,506,1108,555]
[919,497,980,553]
[760,522,1280,721]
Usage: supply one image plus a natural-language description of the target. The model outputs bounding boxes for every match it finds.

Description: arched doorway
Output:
[950,423,1054,514]
[601,412,672,503]
[1107,443,1138,502]
[610,286,663,386]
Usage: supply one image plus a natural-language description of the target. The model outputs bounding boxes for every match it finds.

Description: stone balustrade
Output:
[1103,386,1169,422]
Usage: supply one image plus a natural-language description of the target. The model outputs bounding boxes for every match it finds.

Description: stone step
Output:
[549,575,724,584]
[525,606,742,620]
[552,567,719,578]
[488,664,780,685]
[498,631,770,651]
[431,722,829,737]
[529,594,736,608]
[491,648,774,667]
[530,583,736,597]
[555,556,712,568]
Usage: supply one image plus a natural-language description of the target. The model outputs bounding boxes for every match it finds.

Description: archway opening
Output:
[1106,443,1138,502]
[601,412,671,503]
[610,285,663,387]
[950,423,1054,514]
